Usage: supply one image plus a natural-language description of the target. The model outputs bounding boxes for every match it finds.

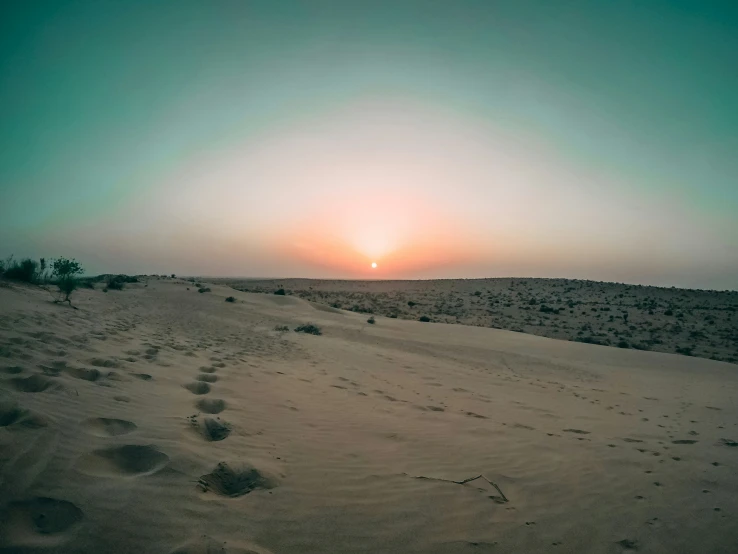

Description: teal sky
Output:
[1,1,736,289]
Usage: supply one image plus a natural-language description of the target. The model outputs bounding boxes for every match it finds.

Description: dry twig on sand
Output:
[403,473,509,503]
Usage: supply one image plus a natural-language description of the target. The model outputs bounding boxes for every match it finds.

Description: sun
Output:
[371,262,377,269]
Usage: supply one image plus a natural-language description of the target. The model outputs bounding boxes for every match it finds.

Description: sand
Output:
[222,278,738,364]
[1,277,737,553]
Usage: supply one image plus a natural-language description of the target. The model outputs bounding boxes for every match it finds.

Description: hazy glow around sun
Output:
[110,97,735,285]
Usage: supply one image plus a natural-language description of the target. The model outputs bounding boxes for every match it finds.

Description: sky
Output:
[1,0,736,289]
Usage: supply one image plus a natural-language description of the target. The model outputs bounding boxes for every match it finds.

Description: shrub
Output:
[3,257,39,283]
[367,316,375,324]
[407,301,416,307]
[664,309,674,316]
[617,340,630,348]
[198,287,211,293]
[52,257,82,279]
[274,325,290,332]
[418,315,431,322]
[274,288,286,296]
[51,257,84,305]
[575,336,606,346]
[294,323,322,335]
[225,296,236,302]
[38,258,48,282]
[103,274,137,290]
[56,276,78,302]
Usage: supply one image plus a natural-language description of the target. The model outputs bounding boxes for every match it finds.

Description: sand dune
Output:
[1,278,737,553]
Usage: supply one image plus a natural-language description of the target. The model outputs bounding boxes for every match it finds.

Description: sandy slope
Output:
[222,278,738,364]
[1,279,737,553]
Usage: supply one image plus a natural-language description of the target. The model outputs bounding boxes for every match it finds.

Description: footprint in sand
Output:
[106,371,132,382]
[199,366,218,373]
[82,417,137,437]
[185,382,210,395]
[196,398,226,414]
[65,367,102,382]
[1,365,24,374]
[196,374,218,383]
[170,536,228,554]
[76,445,169,477]
[38,364,63,376]
[616,538,638,550]
[0,497,83,547]
[169,535,273,554]
[198,462,277,497]
[89,358,120,368]
[10,374,61,393]
[188,415,231,441]
[0,400,48,429]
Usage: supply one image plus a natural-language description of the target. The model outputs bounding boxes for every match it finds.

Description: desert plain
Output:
[1,276,737,553]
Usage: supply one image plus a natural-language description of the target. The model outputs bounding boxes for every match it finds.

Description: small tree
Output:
[51,257,84,307]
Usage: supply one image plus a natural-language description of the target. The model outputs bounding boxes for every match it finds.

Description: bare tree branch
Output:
[402,472,509,503]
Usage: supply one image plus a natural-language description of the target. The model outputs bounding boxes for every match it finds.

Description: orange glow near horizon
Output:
[273,189,485,278]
